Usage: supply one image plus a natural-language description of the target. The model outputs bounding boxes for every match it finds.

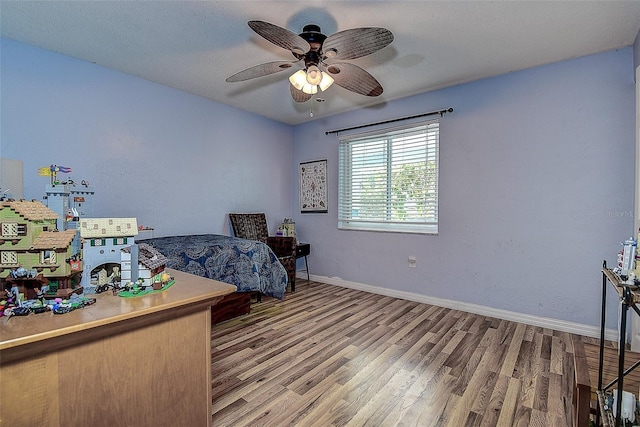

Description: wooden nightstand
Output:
[296,243,310,281]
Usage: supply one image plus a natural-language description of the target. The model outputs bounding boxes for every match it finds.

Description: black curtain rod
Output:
[325,107,454,136]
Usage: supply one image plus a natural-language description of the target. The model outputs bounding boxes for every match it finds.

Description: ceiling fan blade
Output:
[325,62,383,97]
[290,83,313,103]
[322,28,393,60]
[226,61,297,82]
[248,20,311,56]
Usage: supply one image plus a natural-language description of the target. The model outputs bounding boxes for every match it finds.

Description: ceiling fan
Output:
[226,20,394,103]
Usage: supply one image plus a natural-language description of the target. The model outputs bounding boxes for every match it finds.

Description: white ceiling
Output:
[2,1,640,125]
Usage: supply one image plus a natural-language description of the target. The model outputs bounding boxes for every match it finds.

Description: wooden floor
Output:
[582,336,640,399]
[210,280,633,426]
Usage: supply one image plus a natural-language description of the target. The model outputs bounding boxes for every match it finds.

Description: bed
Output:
[140,234,288,323]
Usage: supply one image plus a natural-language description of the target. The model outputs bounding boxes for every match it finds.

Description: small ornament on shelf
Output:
[277,218,296,238]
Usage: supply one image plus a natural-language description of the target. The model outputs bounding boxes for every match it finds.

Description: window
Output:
[1,223,26,237]
[41,250,57,265]
[338,120,439,234]
[0,251,18,265]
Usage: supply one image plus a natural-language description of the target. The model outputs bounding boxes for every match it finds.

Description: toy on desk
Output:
[112,268,172,296]
[155,272,172,289]
[118,243,169,289]
[613,237,639,285]
[9,266,37,280]
[4,306,30,318]
[41,174,95,255]
[39,163,95,248]
[38,164,72,186]
[0,187,10,202]
[621,237,637,275]
[1,275,95,318]
[48,295,96,314]
[2,294,29,318]
[1,286,21,317]
[116,270,174,297]
[6,283,20,301]
[0,200,83,299]
[16,294,96,317]
[80,217,139,292]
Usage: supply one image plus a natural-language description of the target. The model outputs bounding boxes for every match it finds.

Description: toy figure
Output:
[97,268,109,286]
[7,285,20,306]
[9,266,30,279]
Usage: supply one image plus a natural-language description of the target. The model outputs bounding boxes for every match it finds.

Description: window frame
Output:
[1,222,26,237]
[41,249,57,265]
[338,119,440,235]
[0,251,18,265]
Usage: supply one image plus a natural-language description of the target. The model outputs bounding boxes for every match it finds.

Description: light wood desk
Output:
[0,269,236,427]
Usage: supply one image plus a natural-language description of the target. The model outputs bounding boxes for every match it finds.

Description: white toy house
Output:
[79,218,138,292]
[120,243,168,287]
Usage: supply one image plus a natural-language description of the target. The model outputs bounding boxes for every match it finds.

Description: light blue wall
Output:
[1,37,635,330]
[0,38,294,236]
[292,48,635,328]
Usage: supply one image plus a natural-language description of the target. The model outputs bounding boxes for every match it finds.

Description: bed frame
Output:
[210,292,253,325]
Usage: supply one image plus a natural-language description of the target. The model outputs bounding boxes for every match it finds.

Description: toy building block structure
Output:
[43,182,95,256]
[43,185,70,232]
[120,243,168,288]
[0,200,82,299]
[79,218,138,292]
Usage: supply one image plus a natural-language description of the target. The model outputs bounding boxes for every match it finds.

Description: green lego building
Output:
[0,200,82,298]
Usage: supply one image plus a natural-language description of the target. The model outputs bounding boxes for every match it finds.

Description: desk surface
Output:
[0,268,236,357]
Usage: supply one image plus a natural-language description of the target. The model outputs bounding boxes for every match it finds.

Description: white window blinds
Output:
[338,120,439,234]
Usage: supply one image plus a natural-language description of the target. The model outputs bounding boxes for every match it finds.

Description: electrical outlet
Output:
[408,256,416,268]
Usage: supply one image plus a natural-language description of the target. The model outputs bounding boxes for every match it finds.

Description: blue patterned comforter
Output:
[139,234,287,299]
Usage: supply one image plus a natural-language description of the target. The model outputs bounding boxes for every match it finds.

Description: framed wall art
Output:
[299,159,328,213]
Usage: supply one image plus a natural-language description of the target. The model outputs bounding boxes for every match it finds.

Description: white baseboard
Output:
[297,272,617,341]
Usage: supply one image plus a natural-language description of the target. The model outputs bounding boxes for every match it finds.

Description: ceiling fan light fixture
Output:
[319,72,334,91]
[301,83,318,95]
[289,70,307,90]
[306,65,322,85]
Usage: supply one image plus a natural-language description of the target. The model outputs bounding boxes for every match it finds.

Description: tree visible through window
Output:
[338,120,439,234]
